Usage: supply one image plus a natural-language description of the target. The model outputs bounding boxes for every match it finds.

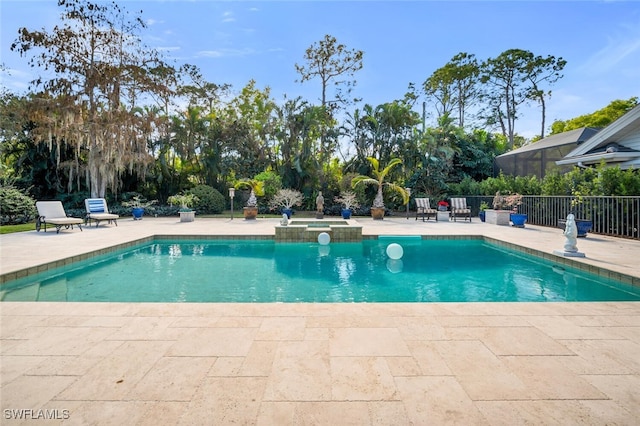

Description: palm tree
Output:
[235,178,265,207]
[351,157,409,216]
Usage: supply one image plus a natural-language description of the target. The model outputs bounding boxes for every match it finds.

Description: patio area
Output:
[1,216,639,424]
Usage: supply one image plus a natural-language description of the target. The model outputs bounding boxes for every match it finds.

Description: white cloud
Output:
[146,18,163,26]
[197,48,255,58]
[157,46,181,53]
[222,11,235,23]
[580,21,640,75]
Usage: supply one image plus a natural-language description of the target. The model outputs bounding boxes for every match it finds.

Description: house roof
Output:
[496,127,599,158]
[556,104,640,168]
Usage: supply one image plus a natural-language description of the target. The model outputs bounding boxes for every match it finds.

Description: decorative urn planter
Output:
[179,210,195,222]
[479,211,486,222]
[341,209,352,219]
[510,213,528,228]
[558,219,592,237]
[282,208,293,219]
[132,207,144,220]
[243,206,258,220]
[370,207,385,220]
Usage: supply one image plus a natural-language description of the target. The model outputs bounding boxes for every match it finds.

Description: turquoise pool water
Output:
[2,239,639,303]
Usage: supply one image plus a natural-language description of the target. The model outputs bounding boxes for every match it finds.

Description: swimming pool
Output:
[2,239,639,303]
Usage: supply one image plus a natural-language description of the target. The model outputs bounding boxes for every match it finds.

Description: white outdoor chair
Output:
[35,201,83,233]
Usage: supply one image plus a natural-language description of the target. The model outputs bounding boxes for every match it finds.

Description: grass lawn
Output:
[0,222,35,234]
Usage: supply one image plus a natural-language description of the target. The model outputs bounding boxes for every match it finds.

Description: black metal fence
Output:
[463,195,640,240]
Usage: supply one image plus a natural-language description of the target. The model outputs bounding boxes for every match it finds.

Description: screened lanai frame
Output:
[494,127,599,178]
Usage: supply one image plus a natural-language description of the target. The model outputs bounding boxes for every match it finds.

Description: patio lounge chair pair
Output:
[35,198,119,233]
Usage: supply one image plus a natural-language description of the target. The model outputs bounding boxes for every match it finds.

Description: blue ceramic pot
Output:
[341,209,352,219]
[510,213,527,228]
[132,207,144,220]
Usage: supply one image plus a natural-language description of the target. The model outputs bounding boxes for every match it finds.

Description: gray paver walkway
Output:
[1,216,639,424]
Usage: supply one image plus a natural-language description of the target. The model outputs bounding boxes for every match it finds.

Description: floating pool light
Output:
[318,232,331,245]
[386,243,403,260]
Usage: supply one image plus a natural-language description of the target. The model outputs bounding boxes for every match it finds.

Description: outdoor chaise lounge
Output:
[450,197,471,222]
[415,198,437,221]
[84,198,119,227]
[35,201,83,233]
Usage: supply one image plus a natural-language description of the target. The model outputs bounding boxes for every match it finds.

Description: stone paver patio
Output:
[1,216,639,424]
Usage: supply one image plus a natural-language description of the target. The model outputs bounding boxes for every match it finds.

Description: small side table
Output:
[436,211,450,222]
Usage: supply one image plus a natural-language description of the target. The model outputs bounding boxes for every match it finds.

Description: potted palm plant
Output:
[235,179,265,220]
[351,157,409,220]
[168,192,199,222]
[269,188,304,219]
[334,191,360,219]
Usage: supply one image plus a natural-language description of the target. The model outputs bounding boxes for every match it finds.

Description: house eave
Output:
[556,151,640,166]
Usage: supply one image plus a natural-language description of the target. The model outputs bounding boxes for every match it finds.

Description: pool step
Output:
[275,222,362,242]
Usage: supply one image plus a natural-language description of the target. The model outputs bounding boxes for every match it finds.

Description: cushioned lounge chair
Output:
[415,198,437,221]
[84,198,119,227]
[35,201,83,233]
[450,197,471,222]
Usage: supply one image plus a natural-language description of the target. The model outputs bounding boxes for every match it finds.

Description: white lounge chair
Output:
[415,198,437,221]
[35,201,83,233]
[450,197,471,222]
[84,198,119,227]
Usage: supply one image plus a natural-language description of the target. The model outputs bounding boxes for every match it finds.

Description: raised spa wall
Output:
[275,220,363,242]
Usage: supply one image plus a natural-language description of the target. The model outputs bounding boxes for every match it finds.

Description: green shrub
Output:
[188,185,225,214]
[255,170,282,203]
[0,186,38,224]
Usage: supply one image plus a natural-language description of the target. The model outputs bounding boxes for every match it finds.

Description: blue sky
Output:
[1,0,639,138]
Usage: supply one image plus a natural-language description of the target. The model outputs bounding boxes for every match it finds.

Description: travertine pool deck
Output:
[1,216,639,425]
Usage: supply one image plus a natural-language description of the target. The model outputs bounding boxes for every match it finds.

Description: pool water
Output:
[2,239,639,303]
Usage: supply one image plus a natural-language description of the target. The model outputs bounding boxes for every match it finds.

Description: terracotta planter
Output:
[243,206,258,220]
[370,207,385,220]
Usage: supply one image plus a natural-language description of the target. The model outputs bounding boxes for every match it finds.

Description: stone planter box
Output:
[179,211,195,222]
[485,209,511,226]
[436,211,450,222]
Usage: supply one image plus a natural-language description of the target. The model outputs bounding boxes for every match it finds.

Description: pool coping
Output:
[2,233,638,289]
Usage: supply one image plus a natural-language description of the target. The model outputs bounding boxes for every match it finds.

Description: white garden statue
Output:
[280,213,289,226]
[564,214,579,252]
[554,213,585,258]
